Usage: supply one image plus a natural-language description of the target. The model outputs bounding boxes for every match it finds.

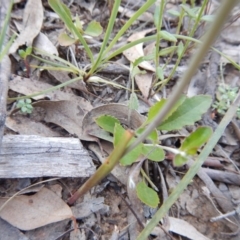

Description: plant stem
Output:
[68,129,134,205]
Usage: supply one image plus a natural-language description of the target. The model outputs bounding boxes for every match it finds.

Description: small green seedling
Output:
[213,83,240,118]
[18,46,32,77]
[16,99,33,114]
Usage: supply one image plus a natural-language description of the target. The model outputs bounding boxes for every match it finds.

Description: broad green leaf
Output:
[25,47,32,56]
[142,144,165,162]
[136,127,158,143]
[84,21,103,37]
[174,154,188,166]
[177,41,184,57]
[160,30,177,42]
[18,49,26,59]
[180,127,212,155]
[146,96,186,125]
[129,92,139,110]
[156,66,164,81]
[95,115,120,134]
[146,99,166,124]
[114,124,143,166]
[120,142,143,166]
[136,181,159,208]
[58,33,76,46]
[158,95,212,131]
[158,46,177,56]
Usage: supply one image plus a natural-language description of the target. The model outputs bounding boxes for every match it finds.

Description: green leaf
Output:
[180,127,212,155]
[95,115,120,134]
[18,49,26,59]
[114,124,143,166]
[21,106,27,112]
[177,41,184,57]
[58,32,76,46]
[158,95,212,131]
[174,154,188,167]
[136,127,158,143]
[181,4,196,18]
[201,15,214,22]
[142,144,165,162]
[156,66,164,81]
[132,54,154,69]
[160,30,177,42]
[129,92,139,110]
[84,20,103,37]
[167,9,181,17]
[136,181,159,208]
[158,46,177,56]
[146,96,186,125]
[146,99,166,124]
[120,142,143,166]
[25,47,32,56]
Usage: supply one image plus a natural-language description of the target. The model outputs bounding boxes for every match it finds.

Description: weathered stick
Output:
[0,135,95,178]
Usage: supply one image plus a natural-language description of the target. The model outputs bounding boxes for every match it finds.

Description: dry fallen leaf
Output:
[5,115,62,137]
[33,32,58,56]
[0,187,73,231]
[10,0,43,54]
[33,100,93,141]
[135,71,153,99]
[9,75,88,100]
[123,28,156,72]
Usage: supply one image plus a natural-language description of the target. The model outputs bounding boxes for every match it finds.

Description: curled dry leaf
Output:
[0,187,73,231]
[10,0,44,54]
[82,103,146,140]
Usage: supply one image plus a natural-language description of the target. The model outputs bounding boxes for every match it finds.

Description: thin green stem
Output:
[155,0,165,79]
